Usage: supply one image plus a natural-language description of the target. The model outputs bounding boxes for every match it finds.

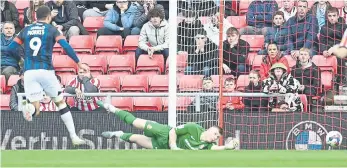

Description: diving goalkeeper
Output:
[97,100,239,150]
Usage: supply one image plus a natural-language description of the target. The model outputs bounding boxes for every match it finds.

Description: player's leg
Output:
[41,70,85,145]
[102,131,153,149]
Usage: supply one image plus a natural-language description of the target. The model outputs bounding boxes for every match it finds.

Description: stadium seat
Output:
[178,75,203,92]
[83,17,104,33]
[0,75,5,93]
[284,55,297,68]
[321,71,334,90]
[123,35,140,52]
[7,75,20,88]
[53,43,63,54]
[236,75,249,91]
[133,97,163,111]
[299,94,308,112]
[1,94,11,110]
[312,55,337,74]
[108,54,135,75]
[66,97,75,108]
[149,75,169,92]
[331,1,345,8]
[111,97,133,112]
[247,53,263,70]
[78,55,107,75]
[166,52,188,74]
[240,35,264,52]
[69,35,95,54]
[19,14,24,28]
[121,75,149,92]
[96,75,121,92]
[238,0,252,15]
[95,35,123,54]
[162,97,194,112]
[53,55,77,75]
[226,16,247,29]
[136,54,164,75]
[15,0,29,14]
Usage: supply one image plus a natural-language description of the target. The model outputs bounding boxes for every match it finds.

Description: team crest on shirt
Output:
[286,121,328,150]
[147,124,152,130]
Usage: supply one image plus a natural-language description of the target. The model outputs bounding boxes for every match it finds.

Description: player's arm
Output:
[211,138,239,150]
[57,39,80,63]
[168,128,180,150]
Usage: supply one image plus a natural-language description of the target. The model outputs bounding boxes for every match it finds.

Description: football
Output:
[326,131,343,147]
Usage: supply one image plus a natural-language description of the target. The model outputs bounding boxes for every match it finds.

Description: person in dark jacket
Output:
[23,0,45,27]
[45,0,83,40]
[9,71,24,111]
[82,1,115,21]
[133,0,165,30]
[319,7,347,85]
[244,70,268,112]
[185,30,218,76]
[178,0,217,17]
[309,0,332,32]
[223,27,250,77]
[1,22,23,83]
[1,1,21,33]
[240,0,278,35]
[291,48,320,105]
[287,0,319,58]
[74,1,87,23]
[259,11,289,55]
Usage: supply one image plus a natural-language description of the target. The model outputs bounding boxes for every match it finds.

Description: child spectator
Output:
[133,0,165,30]
[244,70,268,112]
[221,77,244,112]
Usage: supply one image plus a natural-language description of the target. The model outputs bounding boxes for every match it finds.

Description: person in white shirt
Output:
[279,0,297,21]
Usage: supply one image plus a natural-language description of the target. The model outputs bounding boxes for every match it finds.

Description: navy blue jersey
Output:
[14,22,65,71]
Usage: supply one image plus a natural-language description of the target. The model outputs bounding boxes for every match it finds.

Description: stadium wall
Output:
[1,111,346,150]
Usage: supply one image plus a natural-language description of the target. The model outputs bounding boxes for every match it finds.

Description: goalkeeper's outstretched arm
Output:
[211,139,239,150]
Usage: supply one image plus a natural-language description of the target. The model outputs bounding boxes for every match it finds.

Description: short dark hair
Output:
[327,7,339,15]
[36,6,51,20]
[224,76,236,85]
[226,27,239,36]
[213,126,223,135]
[273,11,285,21]
[3,21,15,27]
[297,0,308,7]
[147,8,165,20]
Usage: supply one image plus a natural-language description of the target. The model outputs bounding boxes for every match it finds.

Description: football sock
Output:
[120,133,133,142]
[116,110,136,125]
[59,104,77,138]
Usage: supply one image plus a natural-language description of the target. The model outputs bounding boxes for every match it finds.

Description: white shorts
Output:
[24,69,62,102]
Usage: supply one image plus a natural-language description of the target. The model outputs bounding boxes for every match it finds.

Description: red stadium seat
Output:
[123,35,140,52]
[284,55,297,68]
[227,16,247,29]
[331,1,345,8]
[83,17,104,33]
[162,97,194,112]
[321,71,334,90]
[0,75,5,93]
[53,43,63,54]
[149,75,169,92]
[78,55,107,75]
[299,94,308,112]
[108,54,135,75]
[111,97,133,111]
[15,0,29,14]
[7,75,20,88]
[66,97,75,107]
[96,75,120,92]
[240,35,264,52]
[19,14,24,28]
[239,0,252,15]
[61,75,77,86]
[69,35,95,54]
[312,55,337,74]
[121,75,149,92]
[247,53,263,70]
[236,75,249,91]
[95,35,123,54]
[136,54,164,75]
[53,55,77,75]
[178,75,203,92]
[1,94,11,110]
[133,97,163,111]
[166,52,188,74]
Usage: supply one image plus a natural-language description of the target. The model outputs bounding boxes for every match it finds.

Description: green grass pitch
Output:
[1,150,347,167]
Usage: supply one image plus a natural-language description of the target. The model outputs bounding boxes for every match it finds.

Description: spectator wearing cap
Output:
[244,70,268,112]
[262,63,303,112]
[0,0,21,33]
[223,27,250,77]
[9,70,24,111]
[185,30,218,76]
[220,77,244,112]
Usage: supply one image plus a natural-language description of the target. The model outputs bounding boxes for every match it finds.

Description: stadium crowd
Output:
[1,0,346,114]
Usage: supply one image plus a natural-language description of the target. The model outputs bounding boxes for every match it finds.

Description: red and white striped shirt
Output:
[40,101,58,111]
[67,77,101,111]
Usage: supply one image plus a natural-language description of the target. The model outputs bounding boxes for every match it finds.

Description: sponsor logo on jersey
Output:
[286,121,328,150]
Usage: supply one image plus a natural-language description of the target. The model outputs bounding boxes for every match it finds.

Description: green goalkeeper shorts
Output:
[144,121,171,149]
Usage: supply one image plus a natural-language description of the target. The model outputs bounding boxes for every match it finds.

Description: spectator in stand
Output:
[74,1,87,23]
[222,27,250,77]
[156,1,169,20]
[240,0,278,35]
[1,0,20,33]
[1,22,23,83]
[178,0,217,17]
[39,94,58,111]
[244,70,268,112]
[292,48,320,105]
[177,10,204,52]
[136,8,169,64]
[185,30,218,76]
[279,0,297,21]
[259,42,290,80]
[133,0,165,30]
[259,11,289,55]
[204,12,233,46]
[83,1,115,21]
[262,63,303,112]
[46,0,88,40]
[309,0,332,32]
[320,7,347,85]
[9,70,24,111]
[221,77,244,112]
[339,0,347,24]
[287,0,319,58]
[97,0,139,38]
[64,63,101,111]
[23,0,44,27]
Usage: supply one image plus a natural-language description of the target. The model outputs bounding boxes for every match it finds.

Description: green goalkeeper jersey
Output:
[175,123,216,150]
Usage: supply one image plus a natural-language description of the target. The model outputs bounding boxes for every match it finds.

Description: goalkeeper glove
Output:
[225,138,240,150]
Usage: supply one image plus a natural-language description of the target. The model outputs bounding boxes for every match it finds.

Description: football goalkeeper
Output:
[97,100,239,150]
